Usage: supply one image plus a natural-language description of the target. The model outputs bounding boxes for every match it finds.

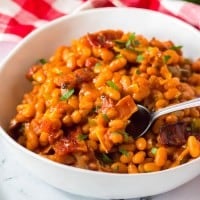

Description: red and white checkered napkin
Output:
[0,0,199,43]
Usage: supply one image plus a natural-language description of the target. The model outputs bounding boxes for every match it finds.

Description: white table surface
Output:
[1,42,200,200]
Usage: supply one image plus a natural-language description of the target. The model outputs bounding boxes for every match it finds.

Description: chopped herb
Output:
[163,55,171,64]
[60,88,74,101]
[113,165,120,172]
[135,68,141,75]
[95,62,102,67]
[101,153,113,164]
[125,32,140,50]
[151,147,157,155]
[114,40,126,48]
[136,54,144,63]
[170,45,183,50]
[93,105,101,113]
[191,118,200,131]
[102,113,110,122]
[39,58,47,64]
[94,63,102,73]
[106,80,119,91]
[121,131,129,142]
[126,33,136,48]
[115,54,123,59]
[78,133,88,141]
[119,148,128,156]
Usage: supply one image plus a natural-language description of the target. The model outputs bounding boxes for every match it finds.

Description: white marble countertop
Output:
[1,42,200,200]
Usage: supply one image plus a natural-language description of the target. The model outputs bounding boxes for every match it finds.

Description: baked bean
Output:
[187,136,200,158]
[165,114,178,124]
[109,57,127,72]
[120,151,133,164]
[110,132,123,144]
[128,163,138,173]
[132,151,146,164]
[111,162,128,173]
[135,137,147,150]
[154,147,167,167]
[143,162,160,172]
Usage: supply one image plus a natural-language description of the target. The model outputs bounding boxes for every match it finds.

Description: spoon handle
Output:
[152,98,200,120]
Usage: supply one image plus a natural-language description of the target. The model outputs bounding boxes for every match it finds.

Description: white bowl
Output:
[0,7,200,199]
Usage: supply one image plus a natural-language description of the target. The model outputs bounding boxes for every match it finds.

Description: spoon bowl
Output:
[126,98,200,138]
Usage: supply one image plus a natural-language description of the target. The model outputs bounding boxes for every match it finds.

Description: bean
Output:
[109,57,127,72]
[135,137,147,150]
[128,163,138,173]
[143,162,160,172]
[110,132,123,144]
[154,147,167,167]
[39,131,49,146]
[111,162,128,173]
[165,114,178,124]
[187,136,200,158]
[120,151,133,164]
[132,151,146,164]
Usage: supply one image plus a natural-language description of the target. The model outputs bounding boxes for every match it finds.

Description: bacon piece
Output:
[159,122,200,146]
[87,30,123,48]
[100,95,114,114]
[159,123,187,146]
[115,95,138,120]
[53,127,87,155]
[54,68,94,88]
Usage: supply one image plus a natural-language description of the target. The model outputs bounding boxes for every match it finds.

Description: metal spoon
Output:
[125,98,200,138]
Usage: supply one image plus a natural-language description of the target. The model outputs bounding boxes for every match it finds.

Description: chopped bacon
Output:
[54,68,94,88]
[115,95,138,120]
[100,95,114,113]
[159,123,187,146]
[53,127,87,155]
[55,68,94,88]
[159,122,200,146]
[87,30,123,48]
[74,68,94,84]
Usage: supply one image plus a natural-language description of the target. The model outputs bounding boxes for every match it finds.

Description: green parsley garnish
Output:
[78,134,88,141]
[136,54,144,63]
[120,131,129,142]
[101,153,113,164]
[126,32,140,50]
[114,40,126,48]
[60,88,74,101]
[170,45,183,51]
[39,58,47,64]
[113,165,120,172]
[135,68,141,75]
[95,62,102,67]
[151,147,158,155]
[119,148,128,156]
[106,80,119,91]
[163,55,171,64]
[102,113,110,122]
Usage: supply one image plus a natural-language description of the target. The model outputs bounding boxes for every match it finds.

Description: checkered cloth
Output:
[0,0,200,43]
